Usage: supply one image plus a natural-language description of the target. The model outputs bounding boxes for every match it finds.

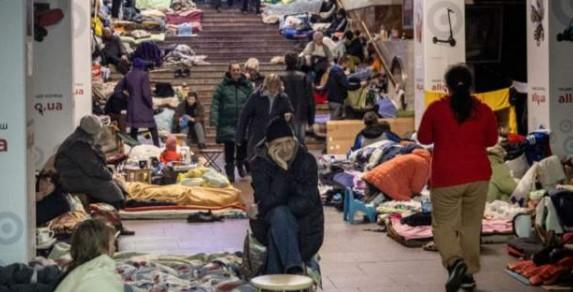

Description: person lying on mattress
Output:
[248,117,325,275]
[55,115,125,209]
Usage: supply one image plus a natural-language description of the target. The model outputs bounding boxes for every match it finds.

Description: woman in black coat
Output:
[249,117,325,274]
[236,74,294,160]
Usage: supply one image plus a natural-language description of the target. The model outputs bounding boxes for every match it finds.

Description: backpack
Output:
[239,230,267,280]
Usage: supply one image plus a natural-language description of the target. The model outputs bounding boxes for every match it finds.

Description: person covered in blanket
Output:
[249,117,324,274]
[55,219,135,292]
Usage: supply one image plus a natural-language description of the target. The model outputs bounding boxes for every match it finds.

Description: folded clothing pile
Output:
[178,166,231,188]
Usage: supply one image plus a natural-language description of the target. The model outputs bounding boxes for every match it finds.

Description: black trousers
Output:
[102,53,129,75]
[242,0,261,13]
[111,0,122,18]
[130,127,160,147]
[223,141,247,166]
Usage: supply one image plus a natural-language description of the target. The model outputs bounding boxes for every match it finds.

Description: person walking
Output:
[236,74,293,160]
[241,0,261,14]
[280,53,315,143]
[418,64,498,292]
[210,63,253,182]
[114,58,159,146]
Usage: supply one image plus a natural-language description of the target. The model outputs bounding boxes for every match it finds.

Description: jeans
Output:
[328,102,344,120]
[223,141,247,166]
[111,0,121,18]
[265,206,303,274]
[184,122,206,145]
[130,127,160,147]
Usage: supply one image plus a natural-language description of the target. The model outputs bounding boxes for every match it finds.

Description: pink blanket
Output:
[166,9,203,25]
[390,216,513,241]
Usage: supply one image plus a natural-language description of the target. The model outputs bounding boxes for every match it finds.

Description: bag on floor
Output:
[240,230,267,280]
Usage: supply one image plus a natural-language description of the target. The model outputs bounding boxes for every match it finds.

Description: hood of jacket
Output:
[222,72,250,87]
[361,124,388,139]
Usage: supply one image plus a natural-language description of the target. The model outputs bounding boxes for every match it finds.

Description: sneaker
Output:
[237,163,247,178]
[461,275,476,290]
[446,259,468,292]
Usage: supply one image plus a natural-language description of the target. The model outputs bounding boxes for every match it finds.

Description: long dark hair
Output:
[445,64,474,123]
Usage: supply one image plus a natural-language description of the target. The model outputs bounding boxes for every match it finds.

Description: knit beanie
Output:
[266,117,293,142]
[79,115,103,136]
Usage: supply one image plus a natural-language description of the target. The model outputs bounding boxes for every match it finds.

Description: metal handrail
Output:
[335,0,397,87]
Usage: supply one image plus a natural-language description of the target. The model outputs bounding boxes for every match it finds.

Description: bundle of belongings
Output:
[165,1,204,36]
[0,258,63,291]
[114,252,255,291]
[506,189,573,288]
[279,13,314,40]
[162,44,209,68]
[262,0,323,24]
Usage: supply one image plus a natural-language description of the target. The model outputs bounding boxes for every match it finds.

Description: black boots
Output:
[446,259,468,292]
[225,164,235,183]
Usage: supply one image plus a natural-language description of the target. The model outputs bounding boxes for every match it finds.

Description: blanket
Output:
[124,182,244,210]
[165,9,203,26]
[136,0,172,10]
[262,0,322,19]
[114,252,254,291]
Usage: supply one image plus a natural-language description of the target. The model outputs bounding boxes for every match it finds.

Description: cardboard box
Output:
[326,118,415,154]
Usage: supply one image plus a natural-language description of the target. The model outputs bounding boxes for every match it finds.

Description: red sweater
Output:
[418,97,498,188]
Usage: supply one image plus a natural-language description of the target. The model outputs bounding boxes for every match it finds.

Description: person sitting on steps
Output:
[173,92,207,149]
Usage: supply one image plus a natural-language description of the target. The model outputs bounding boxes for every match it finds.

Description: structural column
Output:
[527,0,573,156]
[0,0,35,264]
[413,0,466,127]
[32,0,92,169]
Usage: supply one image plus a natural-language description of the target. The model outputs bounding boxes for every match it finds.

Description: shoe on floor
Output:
[187,211,224,223]
[446,259,468,292]
[461,274,476,290]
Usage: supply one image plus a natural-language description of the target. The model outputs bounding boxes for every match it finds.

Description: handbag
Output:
[239,230,267,280]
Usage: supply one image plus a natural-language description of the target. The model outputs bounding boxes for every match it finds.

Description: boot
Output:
[225,164,235,183]
[237,161,247,178]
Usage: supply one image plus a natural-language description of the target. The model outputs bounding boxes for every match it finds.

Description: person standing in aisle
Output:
[114,58,160,146]
[280,53,315,144]
[418,64,498,292]
[236,74,294,161]
[210,63,253,182]
[213,0,234,12]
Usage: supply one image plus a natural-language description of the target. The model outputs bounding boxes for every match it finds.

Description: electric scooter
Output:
[432,8,456,47]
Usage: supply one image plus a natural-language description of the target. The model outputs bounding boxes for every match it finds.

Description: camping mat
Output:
[119,207,247,220]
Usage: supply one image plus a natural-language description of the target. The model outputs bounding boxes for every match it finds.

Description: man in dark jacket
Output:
[249,117,324,274]
[55,115,124,208]
[210,63,254,182]
[280,53,315,144]
[236,74,293,160]
[173,92,207,149]
[344,30,365,67]
[325,55,363,120]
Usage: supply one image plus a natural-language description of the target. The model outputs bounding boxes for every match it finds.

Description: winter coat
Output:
[236,90,293,159]
[326,64,361,104]
[250,143,325,262]
[280,70,315,125]
[487,146,518,202]
[345,37,365,61]
[55,255,124,292]
[114,68,156,128]
[209,73,253,143]
[55,128,113,192]
[362,149,432,201]
[172,101,206,133]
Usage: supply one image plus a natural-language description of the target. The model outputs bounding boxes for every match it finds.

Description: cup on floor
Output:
[37,227,54,245]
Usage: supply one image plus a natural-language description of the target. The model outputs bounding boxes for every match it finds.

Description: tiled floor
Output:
[119,178,541,292]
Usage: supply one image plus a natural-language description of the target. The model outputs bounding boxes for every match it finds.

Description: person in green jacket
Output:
[487,145,518,202]
[210,63,254,182]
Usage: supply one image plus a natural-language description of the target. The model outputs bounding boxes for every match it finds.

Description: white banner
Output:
[72,0,93,126]
[527,0,573,156]
[414,0,466,128]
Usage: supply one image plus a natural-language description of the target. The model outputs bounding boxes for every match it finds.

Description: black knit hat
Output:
[266,117,293,142]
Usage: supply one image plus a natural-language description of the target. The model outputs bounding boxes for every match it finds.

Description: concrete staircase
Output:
[112,4,326,151]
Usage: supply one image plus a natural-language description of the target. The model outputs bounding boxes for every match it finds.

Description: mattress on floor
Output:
[119,207,246,220]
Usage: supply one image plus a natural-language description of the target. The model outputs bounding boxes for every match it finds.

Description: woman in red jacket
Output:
[418,65,498,292]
